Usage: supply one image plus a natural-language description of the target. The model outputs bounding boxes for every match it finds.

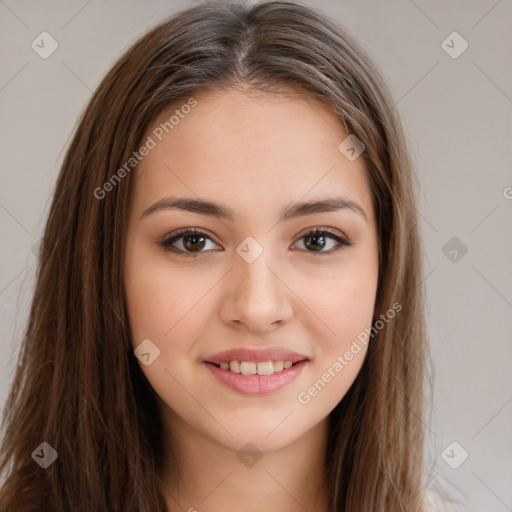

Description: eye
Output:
[160,228,221,256]
[292,228,353,255]
[159,227,353,256]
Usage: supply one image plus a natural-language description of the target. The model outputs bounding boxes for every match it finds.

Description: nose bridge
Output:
[235,240,282,305]
[222,237,293,331]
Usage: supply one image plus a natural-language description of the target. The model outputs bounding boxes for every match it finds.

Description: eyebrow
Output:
[139,195,368,223]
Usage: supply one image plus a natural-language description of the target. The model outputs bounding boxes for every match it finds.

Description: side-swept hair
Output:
[0,1,432,510]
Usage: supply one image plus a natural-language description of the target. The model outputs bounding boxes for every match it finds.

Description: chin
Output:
[203,418,311,454]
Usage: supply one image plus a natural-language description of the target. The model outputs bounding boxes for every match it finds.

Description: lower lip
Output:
[204,361,308,396]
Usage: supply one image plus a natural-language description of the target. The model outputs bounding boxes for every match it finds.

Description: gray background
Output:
[1,1,511,510]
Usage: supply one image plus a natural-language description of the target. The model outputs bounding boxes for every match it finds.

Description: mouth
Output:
[202,346,309,395]
[205,359,304,375]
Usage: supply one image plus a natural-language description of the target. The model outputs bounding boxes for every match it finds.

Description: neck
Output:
[157,406,330,512]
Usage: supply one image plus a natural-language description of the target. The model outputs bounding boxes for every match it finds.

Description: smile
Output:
[203,346,309,395]
[212,360,296,375]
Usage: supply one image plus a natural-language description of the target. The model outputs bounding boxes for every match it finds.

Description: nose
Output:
[219,249,294,334]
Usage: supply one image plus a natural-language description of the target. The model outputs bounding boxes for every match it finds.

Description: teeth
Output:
[273,360,284,372]
[215,360,297,375]
[256,361,273,375]
[229,361,241,373]
[240,362,257,375]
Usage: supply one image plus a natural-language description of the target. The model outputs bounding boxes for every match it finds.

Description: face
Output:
[123,86,379,454]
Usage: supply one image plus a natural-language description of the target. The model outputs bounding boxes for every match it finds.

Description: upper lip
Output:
[204,346,309,364]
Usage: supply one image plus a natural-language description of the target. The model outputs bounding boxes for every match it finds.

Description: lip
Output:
[204,360,308,396]
[203,346,309,365]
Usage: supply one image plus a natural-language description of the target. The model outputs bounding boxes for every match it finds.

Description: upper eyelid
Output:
[164,226,347,239]
[163,227,220,245]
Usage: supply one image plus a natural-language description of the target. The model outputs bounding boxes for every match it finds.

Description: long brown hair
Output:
[0,1,432,510]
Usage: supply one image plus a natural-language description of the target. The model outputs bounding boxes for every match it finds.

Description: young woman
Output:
[0,1,433,510]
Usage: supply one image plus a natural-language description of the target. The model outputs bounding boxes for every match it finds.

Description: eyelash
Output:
[159,227,353,257]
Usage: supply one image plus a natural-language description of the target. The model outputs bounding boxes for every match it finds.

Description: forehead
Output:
[133,87,374,222]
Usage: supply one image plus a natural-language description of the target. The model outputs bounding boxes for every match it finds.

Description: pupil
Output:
[184,234,205,251]
[306,233,325,251]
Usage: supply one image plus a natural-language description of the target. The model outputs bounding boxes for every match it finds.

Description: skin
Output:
[123,86,379,512]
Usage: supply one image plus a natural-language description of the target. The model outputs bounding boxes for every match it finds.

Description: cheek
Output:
[295,273,374,411]
[299,259,377,408]
[332,274,376,331]
[124,248,216,348]
[294,261,378,344]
